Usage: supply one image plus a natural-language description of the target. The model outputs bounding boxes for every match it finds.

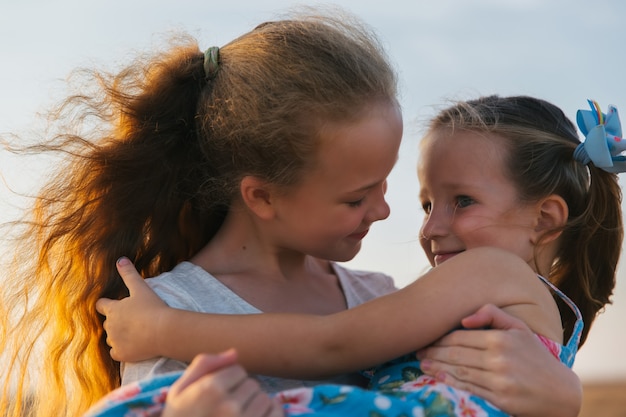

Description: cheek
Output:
[449,216,474,236]
[321,210,363,236]
[450,216,492,245]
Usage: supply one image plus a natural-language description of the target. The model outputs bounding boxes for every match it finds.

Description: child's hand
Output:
[96,257,169,362]
[416,304,581,417]
[163,350,284,417]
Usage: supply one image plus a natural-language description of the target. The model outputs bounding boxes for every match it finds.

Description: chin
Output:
[330,253,359,263]
[325,244,361,263]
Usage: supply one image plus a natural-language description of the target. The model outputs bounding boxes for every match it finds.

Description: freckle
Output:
[242,246,247,251]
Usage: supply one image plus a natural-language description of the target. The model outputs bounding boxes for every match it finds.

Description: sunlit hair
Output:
[0,9,397,417]
[425,95,623,347]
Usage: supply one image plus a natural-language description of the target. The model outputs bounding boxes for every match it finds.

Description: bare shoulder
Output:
[436,247,537,284]
[411,247,540,299]
[439,247,551,301]
[440,247,562,341]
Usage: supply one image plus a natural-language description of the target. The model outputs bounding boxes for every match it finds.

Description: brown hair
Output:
[426,95,623,347]
[0,10,397,417]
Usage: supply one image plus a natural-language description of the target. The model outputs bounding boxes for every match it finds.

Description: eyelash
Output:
[347,198,365,207]
[420,196,473,214]
[455,195,474,208]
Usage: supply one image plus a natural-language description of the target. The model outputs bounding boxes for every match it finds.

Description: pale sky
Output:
[1,0,625,382]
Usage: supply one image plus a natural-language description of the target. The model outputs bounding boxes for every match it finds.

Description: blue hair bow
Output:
[573,99,626,173]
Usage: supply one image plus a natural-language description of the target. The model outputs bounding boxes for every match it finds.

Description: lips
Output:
[349,229,369,240]
[433,251,462,265]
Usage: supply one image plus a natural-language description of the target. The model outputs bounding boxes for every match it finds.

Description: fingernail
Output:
[222,348,238,358]
[117,256,130,266]
[435,371,447,382]
[420,359,432,371]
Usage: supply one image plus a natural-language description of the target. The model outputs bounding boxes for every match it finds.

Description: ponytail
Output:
[95,42,221,282]
[1,38,224,417]
[552,165,623,345]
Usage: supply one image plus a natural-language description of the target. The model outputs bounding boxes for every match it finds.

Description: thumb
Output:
[115,256,148,295]
[95,297,115,316]
[461,304,530,331]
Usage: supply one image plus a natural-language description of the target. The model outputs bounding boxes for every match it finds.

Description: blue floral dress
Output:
[84,275,583,417]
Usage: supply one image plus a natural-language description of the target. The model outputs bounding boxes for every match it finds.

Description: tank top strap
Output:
[536,274,583,367]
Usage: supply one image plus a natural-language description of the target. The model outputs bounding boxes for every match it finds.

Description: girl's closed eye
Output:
[347,197,365,207]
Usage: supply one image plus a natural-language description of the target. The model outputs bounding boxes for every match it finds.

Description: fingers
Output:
[165,352,282,417]
[417,343,490,389]
[262,401,285,417]
[231,379,266,412]
[227,375,284,417]
[95,297,115,316]
[414,307,580,416]
[434,364,529,414]
[95,257,146,316]
[172,351,239,394]
[428,363,492,391]
[461,304,530,331]
[417,344,511,407]
[115,257,147,295]
[241,389,283,417]
[96,257,165,318]
[210,377,283,417]
[165,364,248,417]
[418,341,485,365]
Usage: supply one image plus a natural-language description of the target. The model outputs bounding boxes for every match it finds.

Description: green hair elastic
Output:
[203,46,220,80]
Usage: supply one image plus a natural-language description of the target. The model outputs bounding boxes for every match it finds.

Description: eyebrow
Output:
[350,182,379,193]
[418,177,483,193]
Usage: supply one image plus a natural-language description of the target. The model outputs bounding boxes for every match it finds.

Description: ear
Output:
[240,176,276,220]
[532,194,569,244]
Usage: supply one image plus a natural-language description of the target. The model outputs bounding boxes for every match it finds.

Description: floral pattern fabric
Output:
[277,357,510,416]
[84,372,176,417]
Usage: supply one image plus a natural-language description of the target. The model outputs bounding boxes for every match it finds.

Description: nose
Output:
[420,204,450,241]
[365,182,391,223]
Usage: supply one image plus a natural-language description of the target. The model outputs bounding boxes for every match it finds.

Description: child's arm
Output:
[98,247,560,379]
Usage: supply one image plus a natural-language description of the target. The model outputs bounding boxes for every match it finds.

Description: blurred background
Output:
[1,0,624,413]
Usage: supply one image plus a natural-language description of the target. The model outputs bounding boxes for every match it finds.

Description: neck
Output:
[530,242,559,278]
[191,206,327,282]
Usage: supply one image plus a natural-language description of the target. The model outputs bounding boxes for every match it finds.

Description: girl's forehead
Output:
[418,130,510,179]
[306,102,402,189]
[421,130,508,160]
